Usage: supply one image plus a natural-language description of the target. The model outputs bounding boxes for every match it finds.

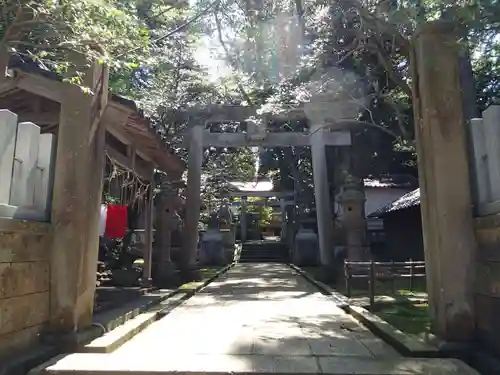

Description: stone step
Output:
[240,254,288,258]
[240,248,288,254]
[93,289,176,333]
[239,257,289,262]
[80,293,187,353]
[240,253,288,259]
[241,247,288,253]
[239,255,289,262]
[242,243,288,248]
[240,250,288,256]
[239,258,288,263]
[29,353,480,375]
[240,250,288,255]
[81,312,156,353]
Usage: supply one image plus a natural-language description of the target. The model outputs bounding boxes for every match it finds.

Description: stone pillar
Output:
[182,125,203,271]
[241,197,247,242]
[142,176,154,286]
[412,21,476,342]
[49,60,109,333]
[280,198,286,240]
[161,208,173,263]
[310,123,333,267]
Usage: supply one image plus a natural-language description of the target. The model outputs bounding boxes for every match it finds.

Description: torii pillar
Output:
[240,196,247,242]
[141,176,154,287]
[310,123,333,269]
[49,59,109,334]
[182,125,204,275]
[412,21,476,342]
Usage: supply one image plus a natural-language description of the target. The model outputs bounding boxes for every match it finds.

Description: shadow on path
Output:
[36,264,479,375]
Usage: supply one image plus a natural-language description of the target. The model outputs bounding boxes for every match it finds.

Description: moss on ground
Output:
[177,267,224,291]
[302,266,427,297]
[301,266,430,336]
[374,302,431,335]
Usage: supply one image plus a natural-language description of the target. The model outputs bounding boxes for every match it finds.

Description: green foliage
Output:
[474,40,500,111]
[191,0,499,184]
[1,0,150,76]
[201,147,257,206]
[2,0,499,202]
[245,197,273,226]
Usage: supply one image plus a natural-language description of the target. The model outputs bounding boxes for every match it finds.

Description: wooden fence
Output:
[0,110,55,222]
[344,260,426,310]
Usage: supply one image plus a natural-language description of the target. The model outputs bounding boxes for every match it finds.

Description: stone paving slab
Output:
[31,353,479,375]
[30,264,479,375]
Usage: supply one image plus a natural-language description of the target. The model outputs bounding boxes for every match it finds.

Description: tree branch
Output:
[339,0,411,56]
[366,40,412,97]
[117,0,221,59]
[214,8,254,105]
[308,120,400,139]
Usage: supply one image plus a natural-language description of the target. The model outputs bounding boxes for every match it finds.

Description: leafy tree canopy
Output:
[1,0,499,202]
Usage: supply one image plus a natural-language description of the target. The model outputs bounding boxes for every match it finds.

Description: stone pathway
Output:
[115,263,400,359]
[33,264,479,375]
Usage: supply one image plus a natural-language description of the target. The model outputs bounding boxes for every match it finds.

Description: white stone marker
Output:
[10,122,41,207]
[0,110,18,204]
[34,133,55,218]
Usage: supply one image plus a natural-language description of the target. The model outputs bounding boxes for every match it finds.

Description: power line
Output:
[116,0,221,59]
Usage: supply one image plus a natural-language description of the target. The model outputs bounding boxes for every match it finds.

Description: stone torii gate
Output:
[224,190,295,242]
[180,104,356,272]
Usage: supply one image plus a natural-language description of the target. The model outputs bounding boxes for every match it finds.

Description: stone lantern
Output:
[337,174,368,261]
[154,178,183,285]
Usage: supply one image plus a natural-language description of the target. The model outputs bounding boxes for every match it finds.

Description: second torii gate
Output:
[180,104,355,272]
[224,190,295,242]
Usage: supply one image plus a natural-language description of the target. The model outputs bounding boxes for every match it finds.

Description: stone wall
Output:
[0,219,51,359]
[474,213,500,356]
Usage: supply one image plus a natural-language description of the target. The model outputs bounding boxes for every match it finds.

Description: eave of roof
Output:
[7,54,185,175]
[228,180,274,192]
[369,188,421,218]
[363,175,418,189]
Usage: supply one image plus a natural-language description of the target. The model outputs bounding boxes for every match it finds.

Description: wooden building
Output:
[0,54,184,359]
[368,188,424,261]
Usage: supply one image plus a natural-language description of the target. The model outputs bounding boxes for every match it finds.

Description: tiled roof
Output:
[6,53,184,174]
[229,181,274,192]
[368,188,421,217]
[363,175,417,189]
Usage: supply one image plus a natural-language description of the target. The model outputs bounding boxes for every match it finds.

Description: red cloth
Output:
[105,205,128,239]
